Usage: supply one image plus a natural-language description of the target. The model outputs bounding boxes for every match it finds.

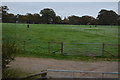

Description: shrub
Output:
[2,38,20,68]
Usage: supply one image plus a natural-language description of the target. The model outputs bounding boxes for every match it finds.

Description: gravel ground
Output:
[9,57,118,78]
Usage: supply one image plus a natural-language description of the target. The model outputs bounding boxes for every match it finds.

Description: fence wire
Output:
[18,41,118,57]
[63,42,103,56]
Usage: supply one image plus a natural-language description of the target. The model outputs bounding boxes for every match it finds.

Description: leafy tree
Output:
[68,15,81,25]
[26,13,33,24]
[17,15,27,23]
[54,16,62,24]
[0,6,9,23]
[97,9,118,25]
[40,8,56,24]
[117,15,120,25]
[7,14,16,23]
[62,17,69,24]
[90,18,98,25]
[80,15,95,25]
[33,13,41,24]
[0,6,9,14]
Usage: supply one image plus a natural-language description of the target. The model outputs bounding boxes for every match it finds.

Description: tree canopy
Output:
[40,8,56,24]
[1,6,120,25]
[97,9,118,25]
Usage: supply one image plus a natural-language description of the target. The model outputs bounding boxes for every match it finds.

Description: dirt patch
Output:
[9,57,118,78]
[9,57,118,72]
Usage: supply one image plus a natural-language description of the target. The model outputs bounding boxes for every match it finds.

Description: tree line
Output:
[1,6,120,25]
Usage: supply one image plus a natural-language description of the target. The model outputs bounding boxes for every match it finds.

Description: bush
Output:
[2,38,20,68]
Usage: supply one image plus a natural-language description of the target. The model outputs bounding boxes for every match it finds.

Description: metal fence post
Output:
[61,42,64,55]
[102,73,104,79]
[102,43,104,57]
[73,72,75,78]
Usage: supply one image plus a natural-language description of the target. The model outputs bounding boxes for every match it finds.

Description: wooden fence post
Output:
[41,72,47,80]
[102,43,104,57]
[48,42,50,54]
[24,41,26,51]
[61,42,64,55]
[118,44,120,59]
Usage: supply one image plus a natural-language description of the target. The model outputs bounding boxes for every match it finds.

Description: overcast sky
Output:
[2,2,118,19]
[1,0,120,2]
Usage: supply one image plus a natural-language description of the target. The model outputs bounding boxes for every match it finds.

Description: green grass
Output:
[2,23,119,61]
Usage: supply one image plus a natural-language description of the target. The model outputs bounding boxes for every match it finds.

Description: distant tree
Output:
[97,9,118,25]
[0,6,9,23]
[0,6,9,14]
[33,13,41,24]
[62,17,69,24]
[54,16,62,24]
[7,14,16,23]
[26,13,33,24]
[90,18,98,25]
[17,15,27,23]
[1,5,119,25]
[117,15,120,25]
[80,15,96,25]
[68,15,81,25]
[40,8,56,24]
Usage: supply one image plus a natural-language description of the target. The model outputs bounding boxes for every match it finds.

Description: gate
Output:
[48,42,118,57]
[63,42,103,56]
[48,42,64,55]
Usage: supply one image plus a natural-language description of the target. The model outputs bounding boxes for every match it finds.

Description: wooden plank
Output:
[19,71,47,80]
[52,49,61,54]
[104,50,116,57]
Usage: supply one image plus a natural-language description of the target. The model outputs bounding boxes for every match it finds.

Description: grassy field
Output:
[2,23,119,61]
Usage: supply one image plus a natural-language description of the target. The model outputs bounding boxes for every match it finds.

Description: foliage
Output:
[40,8,56,24]
[62,17,69,24]
[2,69,20,79]
[1,5,120,25]
[0,6,9,23]
[0,6,9,14]
[68,15,81,25]
[97,9,118,25]
[2,38,20,68]
[2,68,32,79]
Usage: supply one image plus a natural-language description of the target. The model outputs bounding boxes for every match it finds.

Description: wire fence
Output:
[19,41,49,56]
[47,69,119,79]
[63,42,103,56]
[18,40,118,57]
[48,42,118,57]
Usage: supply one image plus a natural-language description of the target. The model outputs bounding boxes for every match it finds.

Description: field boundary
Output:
[48,41,119,57]
[18,69,119,79]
